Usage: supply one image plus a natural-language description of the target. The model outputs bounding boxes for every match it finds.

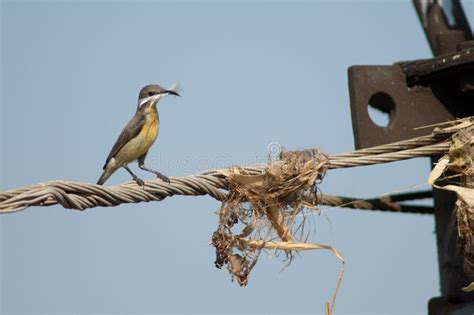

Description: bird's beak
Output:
[165,90,180,97]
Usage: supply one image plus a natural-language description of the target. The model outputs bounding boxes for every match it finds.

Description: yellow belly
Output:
[113,117,159,166]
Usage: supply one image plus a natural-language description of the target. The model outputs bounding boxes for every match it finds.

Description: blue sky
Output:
[2,1,473,314]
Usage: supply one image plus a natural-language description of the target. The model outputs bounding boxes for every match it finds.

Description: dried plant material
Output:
[239,239,344,264]
[462,282,474,292]
[448,125,473,175]
[240,239,345,315]
[428,122,474,275]
[213,149,329,282]
[437,119,473,134]
[212,148,343,314]
[325,302,331,315]
[211,229,259,286]
[429,124,473,185]
[442,185,474,274]
[446,125,473,274]
[428,155,449,185]
[443,185,474,208]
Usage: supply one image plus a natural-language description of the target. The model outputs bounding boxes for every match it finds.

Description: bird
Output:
[96,84,180,186]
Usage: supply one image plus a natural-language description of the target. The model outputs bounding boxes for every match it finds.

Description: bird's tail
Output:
[96,170,112,185]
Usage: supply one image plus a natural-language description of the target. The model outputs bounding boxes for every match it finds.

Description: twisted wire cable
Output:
[0,124,459,214]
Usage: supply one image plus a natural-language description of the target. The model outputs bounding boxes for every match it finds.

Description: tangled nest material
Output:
[211,148,344,312]
[450,125,474,274]
[428,120,474,290]
[212,149,329,285]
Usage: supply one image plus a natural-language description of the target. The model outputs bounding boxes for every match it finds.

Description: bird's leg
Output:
[138,155,170,183]
[139,164,170,183]
[123,165,145,186]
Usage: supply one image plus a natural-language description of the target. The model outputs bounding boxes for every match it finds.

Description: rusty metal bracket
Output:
[349,43,474,150]
[348,65,457,149]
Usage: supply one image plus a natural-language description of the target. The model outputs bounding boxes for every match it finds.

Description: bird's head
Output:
[137,84,180,109]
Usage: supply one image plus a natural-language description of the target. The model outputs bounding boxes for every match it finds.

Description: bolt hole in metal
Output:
[367,92,396,128]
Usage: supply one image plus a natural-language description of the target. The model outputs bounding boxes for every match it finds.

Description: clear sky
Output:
[2,1,473,314]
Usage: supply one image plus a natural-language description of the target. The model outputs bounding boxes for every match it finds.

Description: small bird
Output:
[97,84,180,186]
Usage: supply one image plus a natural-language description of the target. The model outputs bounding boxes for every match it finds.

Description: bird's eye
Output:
[148,92,155,96]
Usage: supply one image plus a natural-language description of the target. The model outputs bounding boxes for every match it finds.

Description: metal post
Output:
[347,1,474,313]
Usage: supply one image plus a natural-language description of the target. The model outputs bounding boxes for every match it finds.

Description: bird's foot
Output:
[133,176,145,187]
[156,173,170,183]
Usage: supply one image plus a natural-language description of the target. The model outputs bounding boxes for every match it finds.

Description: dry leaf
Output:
[442,185,474,208]
[230,173,265,186]
[442,120,473,132]
[462,282,474,292]
[428,155,449,186]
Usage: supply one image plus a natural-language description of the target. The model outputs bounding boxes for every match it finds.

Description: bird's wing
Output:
[102,112,145,170]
